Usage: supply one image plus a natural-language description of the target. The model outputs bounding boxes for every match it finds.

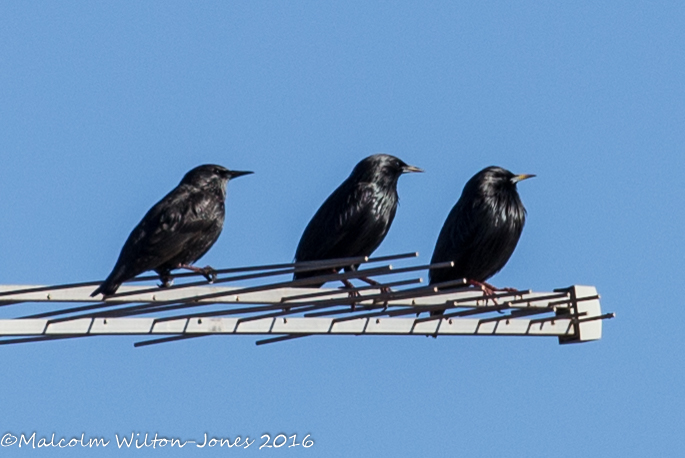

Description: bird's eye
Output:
[214,168,221,175]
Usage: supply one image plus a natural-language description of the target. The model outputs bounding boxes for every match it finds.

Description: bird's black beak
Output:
[401,164,424,174]
[227,170,254,179]
[511,174,535,184]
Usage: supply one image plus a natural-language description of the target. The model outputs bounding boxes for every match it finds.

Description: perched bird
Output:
[91,164,253,297]
[293,154,423,287]
[429,166,534,312]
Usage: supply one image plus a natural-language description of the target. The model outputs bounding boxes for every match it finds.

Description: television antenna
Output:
[0,252,613,347]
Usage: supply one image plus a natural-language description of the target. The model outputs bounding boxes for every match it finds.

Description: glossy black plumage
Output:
[294,154,422,285]
[92,164,252,297]
[429,166,534,295]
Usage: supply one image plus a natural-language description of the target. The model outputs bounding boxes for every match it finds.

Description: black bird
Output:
[293,154,423,287]
[91,164,253,297]
[429,166,534,311]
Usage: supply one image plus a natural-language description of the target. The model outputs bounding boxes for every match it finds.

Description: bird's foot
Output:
[348,290,361,311]
[199,266,218,283]
[467,279,503,309]
[468,280,521,296]
[180,264,218,283]
[489,285,521,313]
[479,280,520,295]
[498,286,520,293]
[360,277,392,308]
[468,280,521,312]
[468,279,496,297]
[158,275,174,288]
[372,286,392,310]
[339,279,360,311]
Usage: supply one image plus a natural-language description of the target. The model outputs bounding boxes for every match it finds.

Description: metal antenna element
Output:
[0,253,612,347]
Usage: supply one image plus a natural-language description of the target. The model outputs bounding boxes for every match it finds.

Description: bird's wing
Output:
[115,188,220,273]
[431,197,520,283]
[296,181,385,262]
[430,198,485,282]
[432,199,471,264]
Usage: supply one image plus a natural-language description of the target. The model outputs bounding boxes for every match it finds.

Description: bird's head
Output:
[181,164,253,189]
[468,167,535,215]
[349,154,423,187]
[477,166,535,191]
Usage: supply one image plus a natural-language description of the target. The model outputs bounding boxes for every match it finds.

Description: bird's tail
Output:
[90,275,121,298]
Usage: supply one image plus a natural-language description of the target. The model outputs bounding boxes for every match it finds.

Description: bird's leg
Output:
[359,276,392,295]
[339,278,360,311]
[180,264,218,283]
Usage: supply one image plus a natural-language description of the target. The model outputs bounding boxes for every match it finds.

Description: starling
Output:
[294,154,422,287]
[429,166,534,311]
[91,164,252,297]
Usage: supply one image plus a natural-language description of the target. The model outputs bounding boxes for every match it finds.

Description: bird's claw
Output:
[500,287,520,293]
[200,266,218,283]
[468,280,520,309]
[468,279,496,299]
[347,290,361,311]
[179,264,218,283]
[158,275,174,288]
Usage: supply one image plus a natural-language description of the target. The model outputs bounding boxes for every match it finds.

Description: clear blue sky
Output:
[1,1,683,456]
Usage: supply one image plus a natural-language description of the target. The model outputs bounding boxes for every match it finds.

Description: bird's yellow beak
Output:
[512,174,535,183]
[402,164,424,173]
